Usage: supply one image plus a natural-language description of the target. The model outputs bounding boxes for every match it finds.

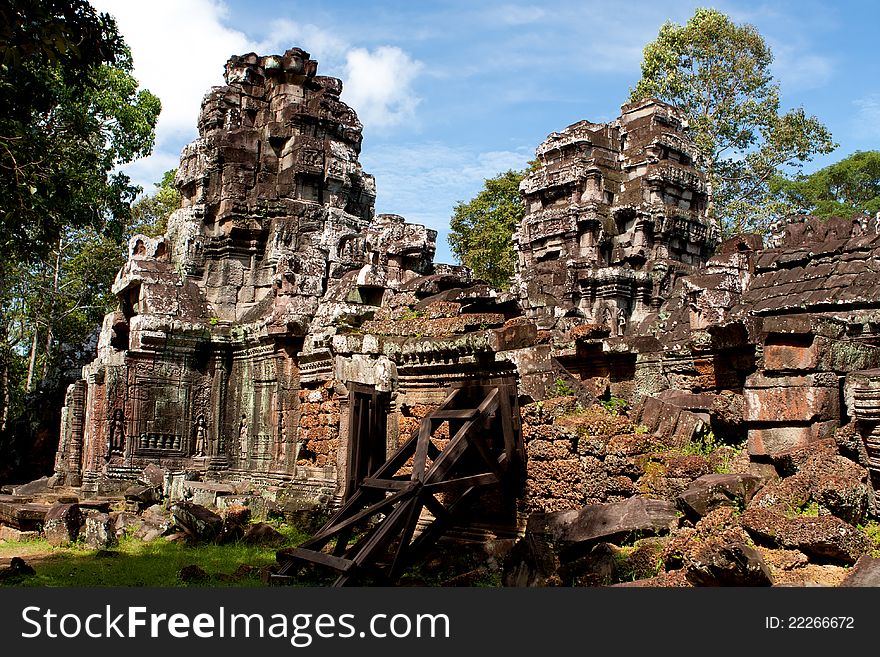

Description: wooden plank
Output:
[350,499,412,569]
[467,426,505,480]
[422,418,474,484]
[409,487,479,556]
[422,493,450,523]
[410,415,433,482]
[303,484,417,546]
[498,388,517,466]
[424,472,498,492]
[361,477,413,491]
[429,409,479,420]
[283,547,354,573]
[388,497,424,581]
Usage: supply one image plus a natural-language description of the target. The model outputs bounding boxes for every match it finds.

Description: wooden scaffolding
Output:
[272,380,523,586]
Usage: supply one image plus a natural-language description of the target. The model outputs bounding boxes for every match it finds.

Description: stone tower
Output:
[54,49,386,495]
[514,98,719,334]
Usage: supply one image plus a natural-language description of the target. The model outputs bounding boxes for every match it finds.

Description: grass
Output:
[0,521,315,587]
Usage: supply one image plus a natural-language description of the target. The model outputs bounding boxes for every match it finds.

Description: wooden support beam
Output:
[361,477,413,491]
[303,484,417,546]
[423,472,498,492]
[284,547,354,573]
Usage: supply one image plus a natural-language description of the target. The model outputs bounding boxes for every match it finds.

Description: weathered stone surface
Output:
[172,502,223,542]
[218,505,252,544]
[43,503,83,547]
[124,484,162,507]
[677,473,763,518]
[527,497,677,547]
[0,526,40,542]
[515,98,716,333]
[684,541,773,586]
[82,511,116,550]
[11,477,51,496]
[0,557,36,582]
[139,464,166,489]
[839,556,880,587]
[242,522,285,546]
[741,508,870,565]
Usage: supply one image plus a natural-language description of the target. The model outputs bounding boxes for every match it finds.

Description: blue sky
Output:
[92,0,880,264]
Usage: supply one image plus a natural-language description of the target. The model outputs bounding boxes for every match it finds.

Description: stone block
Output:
[527,497,678,546]
[748,421,838,457]
[743,375,839,423]
[82,512,116,550]
[44,503,83,547]
[172,502,223,542]
[0,525,40,542]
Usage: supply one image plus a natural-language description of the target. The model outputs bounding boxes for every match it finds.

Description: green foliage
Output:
[769,151,880,219]
[548,377,575,398]
[0,2,159,456]
[130,169,180,237]
[448,169,526,289]
[681,428,722,457]
[599,396,628,416]
[861,521,880,558]
[629,8,835,238]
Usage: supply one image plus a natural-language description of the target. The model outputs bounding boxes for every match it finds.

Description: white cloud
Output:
[93,0,250,141]
[361,142,531,260]
[854,94,880,138]
[252,18,349,70]
[90,1,424,191]
[770,43,834,92]
[342,47,423,129]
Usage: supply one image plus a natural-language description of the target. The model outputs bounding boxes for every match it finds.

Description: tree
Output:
[0,1,159,468]
[130,168,181,238]
[769,151,880,219]
[629,8,836,237]
[0,0,160,263]
[448,169,526,289]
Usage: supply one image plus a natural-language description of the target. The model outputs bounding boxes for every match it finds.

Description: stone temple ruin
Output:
[6,47,880,585]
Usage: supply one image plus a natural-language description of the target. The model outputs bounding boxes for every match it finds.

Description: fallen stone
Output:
[0,526,40,542]
[139,464,166,489]
[741,508,870,565]
[677,473,763,518]
[242,522,285,547]
[124,484,162,507]
[172,502,222,542]
[527,497,678,548]
[82,511,116,550]
[684,540,773,586]
[839,556,880,587]
[502,534,562,587]
[0,557,36,581]
[44,503,83,547]
[178,564,209,582]
[11,477,51,496]
[218,505,251,544]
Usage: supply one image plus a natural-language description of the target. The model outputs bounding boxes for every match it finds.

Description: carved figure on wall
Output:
[109,409,125,454]
[194,415,207,456]
[238,414,249,458]
[617,307,627,337]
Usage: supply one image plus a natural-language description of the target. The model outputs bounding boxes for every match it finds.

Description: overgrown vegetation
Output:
[0,521,312,587]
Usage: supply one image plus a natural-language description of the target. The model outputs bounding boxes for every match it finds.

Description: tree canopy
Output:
[0,0,160,263]
[770,151,880,220]
[629,7,835,237]
[448,169,526,289]
[0,1,160,472]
